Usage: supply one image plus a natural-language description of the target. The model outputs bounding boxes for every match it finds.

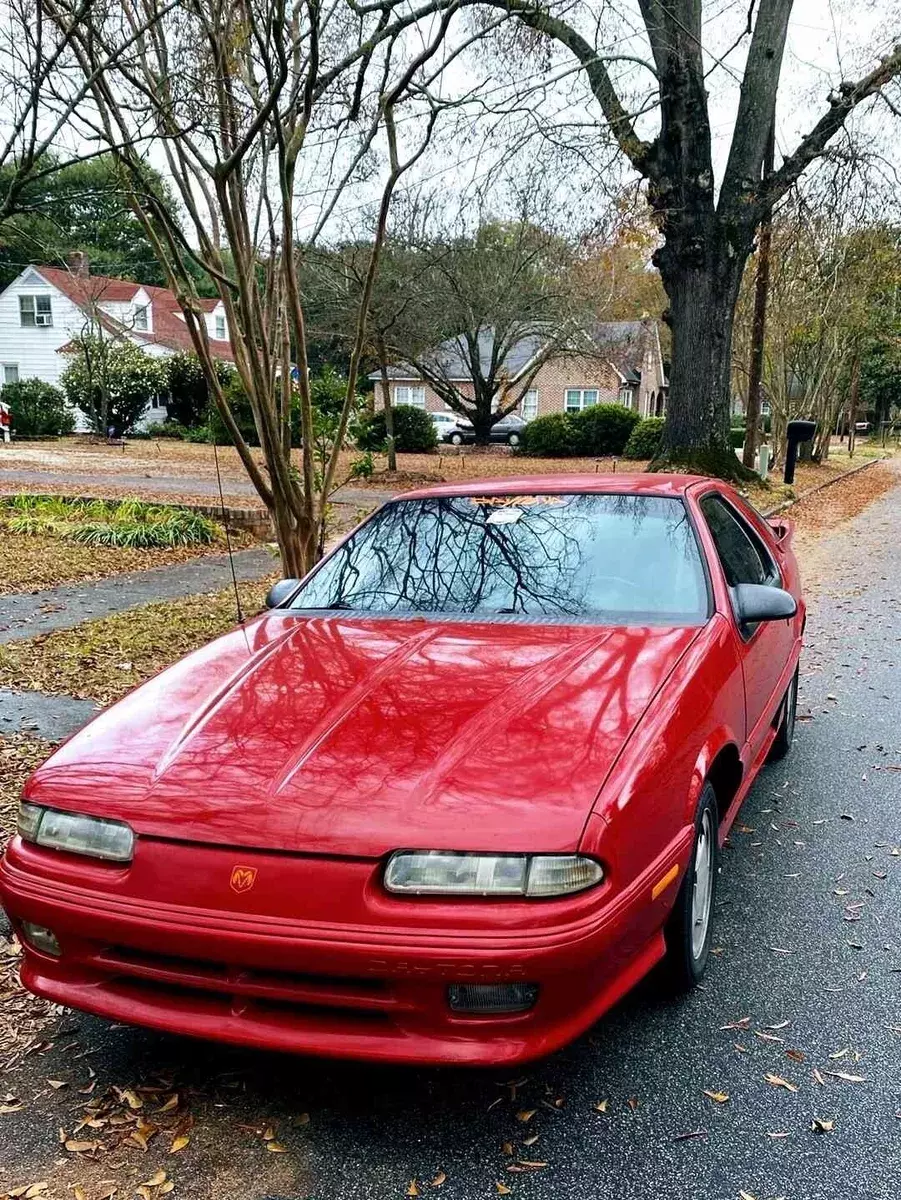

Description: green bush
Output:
[357,404,438,453]
[622,416,665,459]
[730,428,745,449]
[519,412,579,456]
[61,337,168,434]
[0,378,75,437]
[571,403,640,455]
[164,352,233,428]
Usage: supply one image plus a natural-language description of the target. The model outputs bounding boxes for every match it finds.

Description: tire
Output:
[663,783,718,990]
[767,666,799,763]
[449,432,464,446]
[507,432,520,446]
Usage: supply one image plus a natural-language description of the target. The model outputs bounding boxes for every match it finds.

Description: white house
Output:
[0,255,235,428]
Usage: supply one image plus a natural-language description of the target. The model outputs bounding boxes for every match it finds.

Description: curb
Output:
[761,456,886,518]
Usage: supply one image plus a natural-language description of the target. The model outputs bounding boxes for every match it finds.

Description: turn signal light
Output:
[447,983,538,1014]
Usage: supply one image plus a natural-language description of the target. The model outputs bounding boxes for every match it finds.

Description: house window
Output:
[564,388,598,412]
[618,386,633,408]
[2,364,19,385]
[520,389,539,420]
[214,314,226,340]
[19,295,53,327]
[394,385,426,408]
[133,304,149,331]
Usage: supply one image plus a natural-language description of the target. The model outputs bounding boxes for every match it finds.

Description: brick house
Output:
[371,320,667,422]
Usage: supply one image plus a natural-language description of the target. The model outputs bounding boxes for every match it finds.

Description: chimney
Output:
[66,251,89,278]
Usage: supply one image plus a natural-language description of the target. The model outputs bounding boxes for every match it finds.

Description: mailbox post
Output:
[784,419,817,485]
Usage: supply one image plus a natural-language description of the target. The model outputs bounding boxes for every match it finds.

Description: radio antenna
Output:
[213,438,245,625]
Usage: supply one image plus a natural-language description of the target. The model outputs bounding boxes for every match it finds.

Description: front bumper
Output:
[0,835,681,1066]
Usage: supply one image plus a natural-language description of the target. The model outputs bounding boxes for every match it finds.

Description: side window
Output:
[700,495,777,587]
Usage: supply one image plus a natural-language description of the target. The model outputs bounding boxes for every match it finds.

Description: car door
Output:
[699,492,795,764]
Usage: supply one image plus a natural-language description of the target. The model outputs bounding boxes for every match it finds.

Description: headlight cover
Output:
[17,802,135,863]
[384,851,603,897]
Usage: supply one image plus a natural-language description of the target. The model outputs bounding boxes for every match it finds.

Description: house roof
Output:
[370,320,663,385]
[34,266,234,363]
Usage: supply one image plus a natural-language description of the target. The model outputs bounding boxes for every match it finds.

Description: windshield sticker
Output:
[486,507,525,525]
[469,495,564,509]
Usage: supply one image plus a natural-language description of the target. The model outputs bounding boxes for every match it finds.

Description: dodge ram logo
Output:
[230,865,257,893]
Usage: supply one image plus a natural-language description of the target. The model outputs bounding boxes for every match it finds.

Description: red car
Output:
[1,475,804,1066]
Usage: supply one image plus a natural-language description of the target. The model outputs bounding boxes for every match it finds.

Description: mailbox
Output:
[784,419,817,485]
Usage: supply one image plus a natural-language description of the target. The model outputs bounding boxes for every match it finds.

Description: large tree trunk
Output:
[652,247,757,481]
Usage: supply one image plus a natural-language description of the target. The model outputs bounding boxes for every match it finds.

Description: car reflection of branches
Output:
[293,494,706,622]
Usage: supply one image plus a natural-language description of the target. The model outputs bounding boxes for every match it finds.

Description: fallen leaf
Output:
[141,1171,167,1187]
[811,1117,834,1133]
[406,1182,420,1197]
[293,1112,311,1127]
[522,1134,539,1147]
[156,1095,179,1113]
[515,1110,536,1123]
[786,1049,805,1063]
[266,1141,288,1153]
[626,1097,639,1110]
[72,1188,88,1200]
[47,1080,67,1090]
[262,1126,276,1141]
[703,1090,729,1104]
[593,1100,608,1113]
[495,1185,512,1195]
[64,1139,100,1153]
[135,1188,152,1200]
[825,1071,866,1082]
[116,1088,143,1111]
[160,1186,175,1196]
[169,1134,190,1153]
[501,1142,514,1157]
[765,1074,798,1093]
[0,1102,25,1114]
[431,1172,446,1187]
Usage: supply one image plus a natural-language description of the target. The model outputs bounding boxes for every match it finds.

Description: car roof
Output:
[398,473,707,502]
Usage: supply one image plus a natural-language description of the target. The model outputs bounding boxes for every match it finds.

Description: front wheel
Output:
[662,783,718,990]
[448,432,464,446]
[507,432,521,447]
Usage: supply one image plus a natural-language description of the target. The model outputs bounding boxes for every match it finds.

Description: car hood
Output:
[26,613,700,857]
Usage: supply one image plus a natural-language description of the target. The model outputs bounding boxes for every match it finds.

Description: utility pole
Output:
[743,122,776,471]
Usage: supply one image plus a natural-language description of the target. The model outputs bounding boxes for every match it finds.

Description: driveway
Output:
[1,478,899,1200]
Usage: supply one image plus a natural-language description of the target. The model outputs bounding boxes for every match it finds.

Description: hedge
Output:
[520,404,640,457]
[357,404,438,453]
[622,416,665,459]
[0,378,75,437]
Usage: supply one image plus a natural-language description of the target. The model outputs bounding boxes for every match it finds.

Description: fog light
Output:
[447,983,538,1014]
[20,921,61,957]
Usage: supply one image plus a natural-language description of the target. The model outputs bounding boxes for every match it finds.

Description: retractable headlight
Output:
[384,851,603,898]
[17,802,134,863]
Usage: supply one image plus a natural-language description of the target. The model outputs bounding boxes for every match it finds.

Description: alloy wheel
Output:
[691,809,714,960]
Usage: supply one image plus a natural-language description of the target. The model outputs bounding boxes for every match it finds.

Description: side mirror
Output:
[265,578,301,609]
[731,583,797,625]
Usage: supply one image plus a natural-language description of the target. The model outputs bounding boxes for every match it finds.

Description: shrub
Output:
[622,416,665,459]
[357,404,438,453]
[0,378,75,437]
[164,352,233,428]
[61,337,168,434]
[571,403,640,456]
[0,494,219,547]
[519,412,579,456]
[730,428,745,448]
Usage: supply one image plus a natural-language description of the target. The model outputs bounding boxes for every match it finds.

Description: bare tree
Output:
[42,0,470,574]
[0,0,168,225]
[382,214,590,441]
[469,1,901,478]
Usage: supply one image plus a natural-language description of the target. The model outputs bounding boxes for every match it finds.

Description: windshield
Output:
[289,493,709,624]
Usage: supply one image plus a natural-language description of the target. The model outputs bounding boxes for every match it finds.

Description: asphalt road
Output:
[1,482,899,1200]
